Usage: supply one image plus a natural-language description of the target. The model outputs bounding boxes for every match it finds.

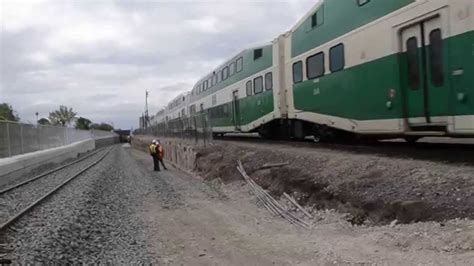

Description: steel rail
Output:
[0,148,104,195]
[0,147,113,232]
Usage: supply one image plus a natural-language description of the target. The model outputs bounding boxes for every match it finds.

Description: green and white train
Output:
[152,0,474,142]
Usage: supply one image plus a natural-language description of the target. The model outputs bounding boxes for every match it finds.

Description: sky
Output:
[0,0,315,129]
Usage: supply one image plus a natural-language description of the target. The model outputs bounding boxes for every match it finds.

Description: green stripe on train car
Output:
[208,90,274,130]
[293,32,474,121]
[238,90,274,126]
[291,0,415,58]
[448,31,474,117]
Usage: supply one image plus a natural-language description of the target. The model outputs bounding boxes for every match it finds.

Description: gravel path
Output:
[0,148,108,226]
[1,145,158,264]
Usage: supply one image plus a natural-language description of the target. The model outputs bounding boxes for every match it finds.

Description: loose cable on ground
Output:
[236,160,311,229]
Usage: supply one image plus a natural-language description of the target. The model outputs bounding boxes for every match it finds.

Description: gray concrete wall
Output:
[0,139,96,187]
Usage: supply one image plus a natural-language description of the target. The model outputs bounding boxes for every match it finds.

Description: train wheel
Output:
[405,136,421,144]
[313,133,322,143]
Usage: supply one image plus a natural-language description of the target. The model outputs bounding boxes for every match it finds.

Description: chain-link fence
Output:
[0,121,116,158]
[137,113,213,145]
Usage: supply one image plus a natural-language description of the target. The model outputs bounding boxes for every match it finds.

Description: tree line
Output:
[0,103,114,131]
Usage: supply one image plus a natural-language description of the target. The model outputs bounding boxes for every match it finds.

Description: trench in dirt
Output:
[193,142,473,226]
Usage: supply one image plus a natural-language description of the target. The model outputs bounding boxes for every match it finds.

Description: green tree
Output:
[38,118,51,125]
[90,123,114,131]
[49,105,77,126]
[0,103,20,122]
[75,117,92,130]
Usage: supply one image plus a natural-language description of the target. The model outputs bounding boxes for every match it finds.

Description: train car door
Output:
[231,90,241,131]
[400,15,449,126]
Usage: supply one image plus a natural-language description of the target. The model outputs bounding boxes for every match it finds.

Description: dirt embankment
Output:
[192,140,474,225]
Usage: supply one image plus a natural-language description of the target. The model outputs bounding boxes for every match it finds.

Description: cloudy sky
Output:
[1,0,315,129]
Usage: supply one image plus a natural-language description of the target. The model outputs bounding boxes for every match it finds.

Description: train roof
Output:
[193,41,273,86]
[290,0,323,33]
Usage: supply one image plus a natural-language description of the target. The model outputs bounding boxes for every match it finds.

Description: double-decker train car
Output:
[154,0,473,142]
[186,41,285,136]
[284,0,474,141]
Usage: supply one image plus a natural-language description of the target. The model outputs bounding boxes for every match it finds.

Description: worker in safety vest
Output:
[149,139,160,171]
[156,140,167,170]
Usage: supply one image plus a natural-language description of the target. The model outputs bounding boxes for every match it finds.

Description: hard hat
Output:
[152,139,157,144]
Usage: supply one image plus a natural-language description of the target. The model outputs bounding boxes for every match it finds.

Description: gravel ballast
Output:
[1,145,164,263]
[0,148,109,227]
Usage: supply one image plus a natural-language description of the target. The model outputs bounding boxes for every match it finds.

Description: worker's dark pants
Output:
[152,155,160,171]
[152,156,167,171]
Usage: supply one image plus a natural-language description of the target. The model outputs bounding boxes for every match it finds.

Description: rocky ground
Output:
[1,142,473,264]
[195,139,474,225]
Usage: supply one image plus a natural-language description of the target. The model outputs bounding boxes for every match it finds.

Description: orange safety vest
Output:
[157,145,164,159]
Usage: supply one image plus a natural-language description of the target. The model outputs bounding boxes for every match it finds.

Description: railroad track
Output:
[215,135,474,164]
[0,147,113,232]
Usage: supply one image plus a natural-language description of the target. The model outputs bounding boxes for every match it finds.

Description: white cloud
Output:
[1,0,315,129]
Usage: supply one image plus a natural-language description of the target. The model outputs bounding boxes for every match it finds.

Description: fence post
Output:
[37,125,40,151]
[19,124,24,154]
[203,114,207,147]
[6,122,11,157]
[193,116,198,144]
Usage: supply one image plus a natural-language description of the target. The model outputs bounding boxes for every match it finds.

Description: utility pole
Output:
[35,112,39,124]
[145,90,149,130]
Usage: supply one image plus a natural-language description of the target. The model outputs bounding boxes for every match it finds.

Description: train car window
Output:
[357,0,370,6]
[311,13,317,28]
[203,80,208,91]
[311,12,321,28]
[208,77,213,88]
[265,72,273,90]
[230,62,236,76]
[197,85,201,94]
[310,6,324,29]
[254,49,263,60]
[212,74,217,86]
[236,57,243,72]
[293,61,303,83]
[222,66,229,80]
[406,37,420,90]
[217,71,222,83]
[429,29,444,87]
[307,52,325,79]
[254,76,263,94]
[330,43,345,73]
[246,80,253,96]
